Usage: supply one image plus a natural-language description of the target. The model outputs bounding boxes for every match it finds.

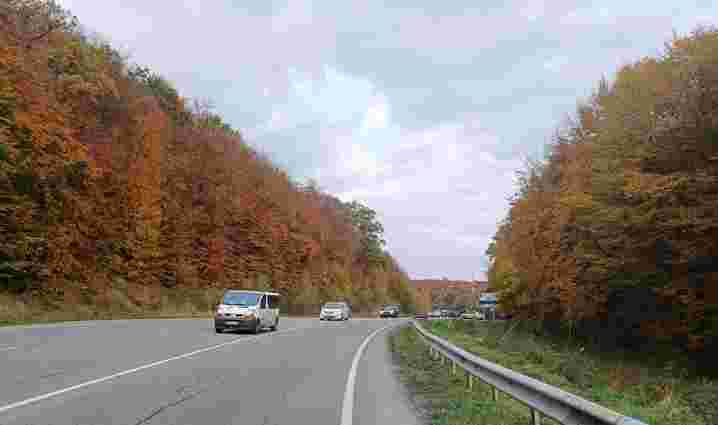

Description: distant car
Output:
[320,302,351,321]
[461,311,484,320]
[414,312,428,320]
[428,310,442,319]
[442,309,460,319]
[379,304,400,318]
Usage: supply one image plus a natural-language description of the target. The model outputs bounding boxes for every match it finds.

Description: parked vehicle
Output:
[379,304,400,318]
[441,309,461,318]
[414,312,428,320]
[214,290,280,334]
[461,311,484,320]
[320,301,351,321]
[428,310,442,319]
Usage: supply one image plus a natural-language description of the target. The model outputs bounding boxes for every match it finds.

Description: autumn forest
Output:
[487,27,718,363]
[0,0,417,321]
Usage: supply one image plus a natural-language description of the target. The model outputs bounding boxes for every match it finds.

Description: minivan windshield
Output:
[222,292,261,306]
[324,303,344,309]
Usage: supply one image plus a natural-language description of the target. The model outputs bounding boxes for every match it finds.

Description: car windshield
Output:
[324,303,344,309]
[222,292,261,306]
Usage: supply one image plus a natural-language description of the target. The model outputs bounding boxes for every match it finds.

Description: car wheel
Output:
[271,318,279,331]
[215,327,223,334]
[251,320,261,334]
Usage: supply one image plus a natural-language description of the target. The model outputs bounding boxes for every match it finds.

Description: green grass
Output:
[389,326,561,425]
[0,287,218,327]
[422,320,715,425]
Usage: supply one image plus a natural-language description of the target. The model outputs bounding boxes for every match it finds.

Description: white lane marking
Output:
[0,326,303,414]
[340,322,398,425]
[0,346,17,352]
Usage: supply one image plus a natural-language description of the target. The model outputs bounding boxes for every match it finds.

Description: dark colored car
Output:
[414,312,428,320]
[379,304,400,318]
[440,309,461,319]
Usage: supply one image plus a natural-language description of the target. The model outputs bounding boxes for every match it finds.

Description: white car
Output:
[461,311,484,320]
[428,310,442,319]
[320,302,351,321]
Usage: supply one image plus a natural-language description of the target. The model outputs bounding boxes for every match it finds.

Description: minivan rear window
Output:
[222,292,261,306]
[324,303,344,308]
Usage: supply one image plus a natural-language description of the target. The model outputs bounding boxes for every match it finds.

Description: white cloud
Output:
[266,110,285,131]
[446,142,458,161]
[360,96,390,136]
[320,104,520,280]
[344,143,386,178]
[543,55,569,72]
[337,179,403,202]
[520,0,546,21]
[182,0,202,17]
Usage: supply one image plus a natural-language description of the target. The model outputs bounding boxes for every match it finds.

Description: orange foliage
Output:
[489,27,718,359]
[0,1,416,315]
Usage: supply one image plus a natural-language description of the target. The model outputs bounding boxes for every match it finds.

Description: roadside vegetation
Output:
[390,325,561,425]
[487,25,718,374]
[0,0,416,324]
[424,320,715,425]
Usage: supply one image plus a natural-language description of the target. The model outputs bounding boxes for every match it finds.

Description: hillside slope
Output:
[0,0,416,322]
[487,26,718,364]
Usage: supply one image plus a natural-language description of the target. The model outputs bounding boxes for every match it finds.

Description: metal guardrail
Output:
[411,320,649,425]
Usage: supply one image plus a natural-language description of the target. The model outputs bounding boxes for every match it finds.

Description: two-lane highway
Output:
[0,318,421,425]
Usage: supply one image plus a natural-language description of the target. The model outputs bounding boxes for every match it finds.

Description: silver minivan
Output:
[214,290,281,334]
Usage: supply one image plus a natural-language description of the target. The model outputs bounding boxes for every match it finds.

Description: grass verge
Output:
[423,319,715,425]
[389,325,561,425]
[0,287,220,327]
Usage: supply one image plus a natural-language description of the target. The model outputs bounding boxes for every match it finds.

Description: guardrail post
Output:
[531,408,541,425]
[412,321,653,425]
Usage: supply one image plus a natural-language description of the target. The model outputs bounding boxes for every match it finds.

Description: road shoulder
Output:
[354,322,423,425]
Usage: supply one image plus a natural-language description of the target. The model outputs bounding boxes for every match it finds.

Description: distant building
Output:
[412,276,489,312]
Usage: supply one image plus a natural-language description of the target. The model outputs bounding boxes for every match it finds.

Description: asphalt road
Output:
[0,317,421,425]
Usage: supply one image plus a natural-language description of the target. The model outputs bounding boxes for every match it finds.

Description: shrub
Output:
[685,379,718,424]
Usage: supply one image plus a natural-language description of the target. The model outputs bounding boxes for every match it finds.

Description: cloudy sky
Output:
[58,0,715,280]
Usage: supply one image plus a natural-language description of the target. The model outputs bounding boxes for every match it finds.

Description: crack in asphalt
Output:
[130,390,203,425]
[129,376,227,425]
[38,370,66,380]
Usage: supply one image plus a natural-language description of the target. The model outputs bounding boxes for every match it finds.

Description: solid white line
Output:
[340,322,398,425]
[0,346,17,352]
[0,327,302,415]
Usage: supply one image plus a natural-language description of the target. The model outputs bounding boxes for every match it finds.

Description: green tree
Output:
[128,66,187,122]
[345,200,386,268]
